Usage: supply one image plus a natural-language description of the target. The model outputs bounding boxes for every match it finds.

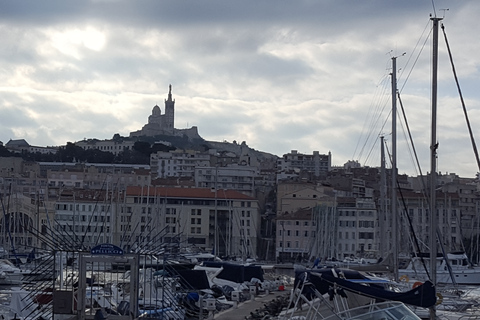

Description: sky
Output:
[0,0,479,178]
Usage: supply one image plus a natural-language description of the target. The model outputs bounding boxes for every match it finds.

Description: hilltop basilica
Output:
[130,85,199,139]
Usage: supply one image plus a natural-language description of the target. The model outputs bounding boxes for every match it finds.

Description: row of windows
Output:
[132,198,235,207]
[240,219,251,227]
[278,230,314,237]
[191,218,202,225]
[339,232,356,239]
[191,227,202,234]
[338,210,375,217]
[358,221,375,228]
[55,214,110,223]
[339,221,356,227]
[279,220,315,226]
[359,232,374,239]
[56,224,109,233]
[56,203,111,212]
[278,240,309,248]
[240,228,251,236]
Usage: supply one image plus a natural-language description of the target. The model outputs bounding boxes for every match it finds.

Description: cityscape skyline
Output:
[0,1,479,178]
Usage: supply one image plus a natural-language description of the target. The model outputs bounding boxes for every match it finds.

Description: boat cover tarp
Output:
[243,265,264,282]
[203,262,264,283]
[295,268,436,308]
[176,269,211,290]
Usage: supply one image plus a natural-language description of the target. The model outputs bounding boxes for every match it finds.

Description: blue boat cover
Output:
[294,268,436,308]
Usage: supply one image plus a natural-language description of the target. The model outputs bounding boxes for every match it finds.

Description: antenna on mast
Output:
[440,8,449,18]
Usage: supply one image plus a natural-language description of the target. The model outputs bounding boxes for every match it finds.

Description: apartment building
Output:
[121,186,260,259]
[53,189,117,250]
[276,207,316,262]
[399,190,462,253]
[150,150,211,179]
[75,138,136,156]
[335,197,378,260]
[277,150,331,179]
[195,165,258,197]
[276,181,335,215]
[4,139,57,155]
[41,162,151,191]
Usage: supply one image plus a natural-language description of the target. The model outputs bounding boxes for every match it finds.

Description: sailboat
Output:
[280,13,480,320]
[399,252,480,285]
[278,268,434,320]
[395,15,480,290]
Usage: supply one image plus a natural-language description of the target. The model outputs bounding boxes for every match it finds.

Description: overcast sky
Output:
[1,0,479,177]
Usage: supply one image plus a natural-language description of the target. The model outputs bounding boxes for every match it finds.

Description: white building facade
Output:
[195,165,258,197]
[121,186,260,259]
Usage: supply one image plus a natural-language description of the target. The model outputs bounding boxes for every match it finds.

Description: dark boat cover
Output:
[294,268,436,308]
[176,269,211,290]
[203,262,264,283]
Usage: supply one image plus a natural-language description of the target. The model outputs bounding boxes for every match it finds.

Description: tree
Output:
[56,142,85,162]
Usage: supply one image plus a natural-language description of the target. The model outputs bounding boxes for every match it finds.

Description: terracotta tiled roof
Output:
[126,186,254,200]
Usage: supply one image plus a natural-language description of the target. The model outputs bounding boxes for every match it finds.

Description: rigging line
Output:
[137,215,165,252]
[431,0,437,18]
[88,191,108,246]
[442,23,480,173]
[354,72,391,161]
[397,92,428,192]
[26,227,63,254]
[398,20,432,94]
[93,178,119,247]
[362,102,391,167]
[79,175,109,249]
[396,181,431,280]
[388,104,459,286]
[357,78,391,163]
[353,71,390,160]
[360,85,391,163]
[47,219,79,250]
[123,221,140,251]
[384,142,429,266]
[140,227,170,255]
[119,190,139,250]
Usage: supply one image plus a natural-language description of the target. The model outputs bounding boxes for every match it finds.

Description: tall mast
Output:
[430,15,441,288]
[391,56,398,281]
[429,16,442,320]
[380,136,387,259]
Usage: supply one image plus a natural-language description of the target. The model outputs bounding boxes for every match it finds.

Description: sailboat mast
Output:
[430,16,441,287]
[429,16,442,320]
[391,56,399,281]
[380,136,387,259]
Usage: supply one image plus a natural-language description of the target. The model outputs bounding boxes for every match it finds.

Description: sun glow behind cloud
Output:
[49,27,106,58]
